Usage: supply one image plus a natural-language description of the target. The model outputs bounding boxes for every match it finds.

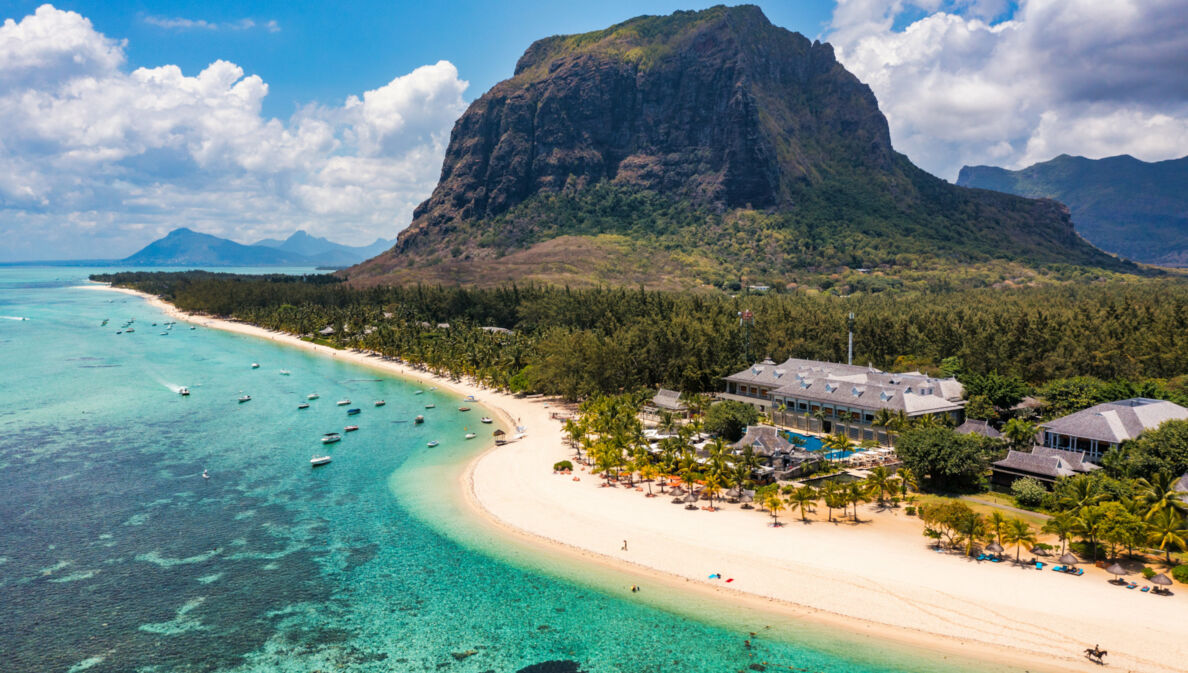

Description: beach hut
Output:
[1150,573,1173,594]
[1105,563,1128,584]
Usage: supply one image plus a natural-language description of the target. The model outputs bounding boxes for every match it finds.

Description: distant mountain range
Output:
[958,154,1188,267]
[348,5,1132,289]
[120,228,394,267]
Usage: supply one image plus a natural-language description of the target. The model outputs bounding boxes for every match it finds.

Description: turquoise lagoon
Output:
[0,267,1023,673]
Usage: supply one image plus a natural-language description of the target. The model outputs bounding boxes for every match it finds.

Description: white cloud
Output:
[143,15,279,33]
[0,4,467,260]
[828,0,1188,179]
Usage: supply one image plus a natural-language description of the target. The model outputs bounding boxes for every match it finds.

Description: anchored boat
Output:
[310,455,332,467]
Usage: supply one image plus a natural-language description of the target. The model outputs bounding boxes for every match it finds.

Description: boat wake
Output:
[1,315,29,321]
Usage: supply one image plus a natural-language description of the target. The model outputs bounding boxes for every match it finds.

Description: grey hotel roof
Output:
[1041,398,1188,444]
[725,358,965,416]
[993,447,1100,480]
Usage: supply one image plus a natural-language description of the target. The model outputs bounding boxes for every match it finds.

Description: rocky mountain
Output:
[122,228,388,267]
[253,230,395,267]
[350,5,1133,289]
[958,154,1188,267]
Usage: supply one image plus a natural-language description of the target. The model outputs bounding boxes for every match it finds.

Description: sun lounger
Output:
[1035,562,1044,569]
[1126,583,1137,589]
[1141,586,1150,592]
[1052,565,1063,572]
[1075,568,1084,576]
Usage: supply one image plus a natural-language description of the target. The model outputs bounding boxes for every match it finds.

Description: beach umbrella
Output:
[986,542,1004,554]
[1151,573,1173,586]
[1105,563,1127,578]
[1058,553,1079,565]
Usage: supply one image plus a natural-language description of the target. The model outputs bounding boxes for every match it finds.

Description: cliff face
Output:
[396,5,893,250]
[350,5,1132,287]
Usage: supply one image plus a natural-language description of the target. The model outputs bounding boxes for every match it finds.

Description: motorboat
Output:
[202,469,209,479]
[337,399,351,406]
[480,417,492,424]
[179,387,190,396]
[298,403,310,409]
[308,393,319,400]
[344,425,359,432]
[310,456,332,467]
[458,406,470,412]
[414,390,424,395]
[424,403,435,409]
[279,370,291,376]
[427,441,439,448]
[189,326,196,330]
[238,395,251,403]
[346,408,361,416]
[321,433,341,444]
[160,331,168,335]
[125,328,134,333]
[414,415,424,424]
[101,319,108,326]
[251,363,260,369]
[374,400,386,407]
[464,433,477,440]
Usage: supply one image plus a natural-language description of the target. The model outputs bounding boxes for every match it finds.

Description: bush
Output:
[1011,477,1047,508]
[553,460,573,472]
[895,427,988,493]
[1172,565,1188,584]
[703,400,760,441]
[1142,567,1156,579]
[905,506,917,516]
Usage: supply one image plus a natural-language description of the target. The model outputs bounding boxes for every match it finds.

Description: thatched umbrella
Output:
[1030,545,1047,556]
[986,542,1004,555]
[1151,573,1173,587]
[1058,553,1079,566]
[1105,563,1128,583]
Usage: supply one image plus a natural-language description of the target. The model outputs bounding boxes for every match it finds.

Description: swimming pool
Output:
[780,430,865,460]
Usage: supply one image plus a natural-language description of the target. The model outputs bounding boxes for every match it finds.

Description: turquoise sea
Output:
[0,267,1021,673]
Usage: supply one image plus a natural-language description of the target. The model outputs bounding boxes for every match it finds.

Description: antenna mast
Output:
[847,312,855,365]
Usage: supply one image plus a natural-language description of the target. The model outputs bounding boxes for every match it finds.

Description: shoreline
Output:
[89,283,1184,673]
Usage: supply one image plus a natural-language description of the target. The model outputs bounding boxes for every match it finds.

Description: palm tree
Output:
[872,408,894,445]
[1147,508,1188,564]
[703,474,723,510]
[1135,471,1187,520]
[956,510,987,557]
[1002,518,1037,563]
[867,465,894,506]
[1002,418,1038,450]
[788,486,818,522]
[821,481,843,522]
[1075,505,1106,562]
[1042,512,1076,555]
[845,481,871,521]
[639,463,659,496]
[657,410,677,434]
[1059,477,1105,512]
[824,432,852,454]
[812,409,828,433]
[986,511,1008,544]
[766,493,785,527]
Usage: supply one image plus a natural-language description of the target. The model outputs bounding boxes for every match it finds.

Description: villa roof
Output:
[956,419,1003,438]
[318,326,335,335]
[725,357,964,416]
[732,425,795,457]
[650,388,687,411]
[1041,398,1188,444]
[992,447,1100,480]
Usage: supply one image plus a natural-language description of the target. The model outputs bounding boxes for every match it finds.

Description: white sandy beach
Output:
[91,283,1185,673]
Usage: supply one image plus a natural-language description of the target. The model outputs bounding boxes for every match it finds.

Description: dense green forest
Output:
[94,271,1188,410]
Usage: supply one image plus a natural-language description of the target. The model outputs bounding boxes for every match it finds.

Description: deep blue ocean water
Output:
[0,267,1013,673]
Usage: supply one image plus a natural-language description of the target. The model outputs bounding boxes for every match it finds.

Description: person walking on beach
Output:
[621,540,628,551]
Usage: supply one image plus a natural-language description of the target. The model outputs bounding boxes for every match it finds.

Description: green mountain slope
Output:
[958,154,1188,267]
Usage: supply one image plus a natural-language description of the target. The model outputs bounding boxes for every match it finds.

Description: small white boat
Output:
[202,469,209,479]
[308,393,319,400]
[238,395,251,403]
[344,425,359,432]
[427,441,439,448]
[125,328,134,333]
[279,370,291,376]
[414,390,424,395]
[298,403,310,409]
[425,403,435,409]
[337,399,351,406]
[310,456,332,467]
[464,433,477,440]
[414,415,424,424]
[189,326,196,330]
[374,400,386,407]
[480,417,492,424]
[179,387,190,396]
[321,433,341,444]
[251,363,260,369]
[159,331,168,336]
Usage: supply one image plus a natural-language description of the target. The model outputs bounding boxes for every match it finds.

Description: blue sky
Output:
[0,1,1184,261]
[2,1,837,120]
